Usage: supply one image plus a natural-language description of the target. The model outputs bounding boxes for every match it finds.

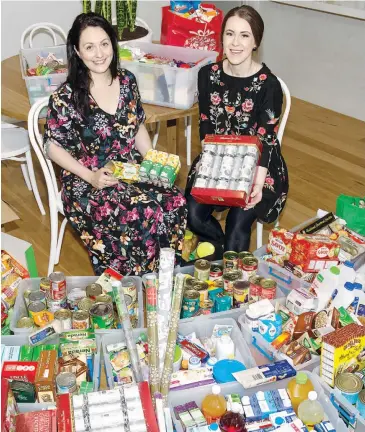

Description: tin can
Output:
[181,290,200,319]
[223,270,242,296]
[56,372,77,394]
[67,289,86,310]
[39,277,51,297]
[223,251,238,270]
[86,283,103,300]
[335,373,363,405]
[49,271,66,301]
[260,278,277,300]
[54,309,72,331]
[192,281,209,303]
[95,294,113,304]
[72,310,90,330]
[200,299,214,315]
[233,280,250,308]
[249,275,263,302]
[78,297,95,313]
[28,291,47,307]
[209,263,223,281]
[122,277,137,303]
[47,297,67,313]
[356,390,365,418]
[23,289,32,306]
[215,294,232,312]
[240,256,258,280]
[184,276,197,291]
[17,317,35,330]
[194,259,211,281]
[238,251,254,266]
[28,301,46,318]
[89,303,114,329]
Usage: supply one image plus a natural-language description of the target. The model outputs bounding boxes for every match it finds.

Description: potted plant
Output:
[82,0,152,43]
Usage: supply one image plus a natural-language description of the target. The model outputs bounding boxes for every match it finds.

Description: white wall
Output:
[247,0,365,120]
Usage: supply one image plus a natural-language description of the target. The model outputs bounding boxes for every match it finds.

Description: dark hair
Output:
[67,13,119,116]
[221,5,264,50]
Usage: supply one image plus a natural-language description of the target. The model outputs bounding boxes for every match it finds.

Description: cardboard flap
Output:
[1,201,19,225]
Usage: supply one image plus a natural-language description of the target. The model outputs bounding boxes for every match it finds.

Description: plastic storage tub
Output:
[313,367,365,432]
[168,370,347,432]
[119,41,218,109]
[19,44,67,106]
[10,276,144,335]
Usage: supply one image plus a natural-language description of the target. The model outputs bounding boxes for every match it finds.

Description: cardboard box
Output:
[35,349,58,403]
[1,378,18,432]
[1,233,38,277]
[1,201,19,226]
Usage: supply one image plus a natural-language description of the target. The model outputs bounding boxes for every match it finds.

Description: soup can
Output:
[223,270,242,296]
[28,291,47,307]
[54,309,72,331]
[28,301,46,318]
[200,299,214,315]
[184,277,198,290]
[78,298,95,313]
[89,303,114,329]
[260,278,277,300]
[223,251,238,270]
[67,289,86,310]
[39,277,51,298]
[48,297,67,313]
[122,277,137,303]
[72,310,90,330]
[335,373,363,405]
[238,251,254,268]
[233,280,250,308]
[181,290,200,319]
[192,281,209,303]
[49,271,66,301]
[86,283,103,300]
[17,317,35,330]
[194,259,211,281]
[56,372,77,394]
[240,256,258,281]
[209,263,223,281]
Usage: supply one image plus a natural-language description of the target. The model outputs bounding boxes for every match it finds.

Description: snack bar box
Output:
[191,135,263,207]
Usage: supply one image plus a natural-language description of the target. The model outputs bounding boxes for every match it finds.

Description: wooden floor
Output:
[2,97,365,277]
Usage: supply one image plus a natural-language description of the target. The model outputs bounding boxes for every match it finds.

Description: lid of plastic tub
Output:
[213,359,246,384]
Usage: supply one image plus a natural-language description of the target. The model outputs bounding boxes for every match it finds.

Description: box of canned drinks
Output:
[191,135,262,207]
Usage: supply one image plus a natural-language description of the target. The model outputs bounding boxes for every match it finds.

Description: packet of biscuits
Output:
[105,161,140,183]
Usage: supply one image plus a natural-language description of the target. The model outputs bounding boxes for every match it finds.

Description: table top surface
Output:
[1,54,198,124]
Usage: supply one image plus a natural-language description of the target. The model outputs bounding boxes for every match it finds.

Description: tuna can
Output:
[49,271,66,301]
[223,270,242,296]
[335,373,363,405]
[89,303,114,329]
[54,309,72,331]
[17,317,35,330]
[260,278,277,300]
[240,256,258,281]
[122,277,137,303]
[28,301,46,318]
[223,251,238,270]
[86,283,103,300]
[67,289,86,310]
[39,277,51,298]
[72,310,90,330]
[214,295,232,312]
[200,299,214,315]
[209,263,223,281]
[233,280,250,308]
[47,297,67,313]
[28,291,47,307]
[356,390,365,418]
[192,281,209,302]
[181,289,200,319]
[56,372,77,394]
[249,275,263,302]
[194,259,211,281]
[77,297,95,313]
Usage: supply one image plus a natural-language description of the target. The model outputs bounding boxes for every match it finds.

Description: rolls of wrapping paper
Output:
[144,273,160,404]
[112,281,143,383]
[158,248,175,377]
[160,273,186,407]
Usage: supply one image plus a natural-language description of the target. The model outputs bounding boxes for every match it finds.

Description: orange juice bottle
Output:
[201,385,227,424]
[287,372,315,414]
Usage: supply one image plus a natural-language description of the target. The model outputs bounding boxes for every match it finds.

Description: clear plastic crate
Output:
[238,314,320,372]
[10,276,144,335]
[313,366,365,432]
[119,41,217,109]
[168,370,347,432]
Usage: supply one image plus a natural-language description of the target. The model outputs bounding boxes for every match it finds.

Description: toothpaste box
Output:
[255,391,277,418]
[170,368,215,391]
[241,395,263,422]
[314,421,336,432]
[271,389,292,411]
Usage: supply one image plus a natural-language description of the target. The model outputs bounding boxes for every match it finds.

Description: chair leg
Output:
[55,217,68,265]
[20,163,32,191]
[25,150,46,216]
[152,121,160,149]
[184,116,187,136]
[256,221,264,249]
[186,115,192,166]
[48,205,59,276]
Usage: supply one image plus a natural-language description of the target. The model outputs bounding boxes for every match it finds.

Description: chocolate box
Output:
[35,349,58,403]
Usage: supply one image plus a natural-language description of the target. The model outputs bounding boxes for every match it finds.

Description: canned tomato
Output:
[223,251,238,270]
[56,372,77,394]
[17,317,35,330]
[86,283,103,300]
[48,297,67,313]
[249,275,263,302]
[194,259,210,281]
[28,291,47,307]
[233,280,250,308]
[122,277,137,303]
[39,277,51,297]
[89,303,114,329]
[78,298,95,313]
[67,289,86,310]
[192,281,209,303]
[260,278,277,300]
[238,251,254,267]
[223,270,242,296]
[240,256,258,281]
[72,310,90,330]
[209,263,223,281]
[28,301,46,318]
[49,271,66,301]
[181,290,200,319]
[335,373,363,405]
[54,309,72,331]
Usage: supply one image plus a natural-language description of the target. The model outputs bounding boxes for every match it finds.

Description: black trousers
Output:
[186,193,257,259]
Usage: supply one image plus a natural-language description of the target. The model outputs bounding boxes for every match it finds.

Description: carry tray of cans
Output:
[191,135,262,207]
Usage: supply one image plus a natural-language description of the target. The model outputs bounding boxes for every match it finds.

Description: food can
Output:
[200,299,214,315]
[28,291,47,307]
[184,276,197,290]
[335,373,363,405]
[47,297,67,312]
[192,281,209,303]
[122,277,137,303]
[223,251,238,270]
[238,251,254,266]
[260,278,277,300]
[49,271,66,301]
[215,295,232,312]
[67,289,86,310]
[194,259,211,281]
[356,390,365,418]
[23,289,32,306]
[181,290,200,319]
[89,303,114,329]
[72,310,90,330]
[54,309,72,331]
[28,301,46,318]
[56,372,77,394]
[78,297,95,313]
[17,317,35,330]
[95,294,113,304]
[233,280,250,308]
[240,256,258,280]
[86,283,103,300]
[209,263,223,281]
[223,270,242,296]
[249,275,263,302]
[39,277,51,297]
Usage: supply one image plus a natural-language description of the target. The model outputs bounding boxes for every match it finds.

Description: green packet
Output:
[60,338,96,356]
[338,306,356,327]
[79,381,94,394]
[60,329,95,341]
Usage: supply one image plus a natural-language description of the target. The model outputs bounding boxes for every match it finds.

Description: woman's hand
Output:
[90,168,119,189]
[245,183,263,209]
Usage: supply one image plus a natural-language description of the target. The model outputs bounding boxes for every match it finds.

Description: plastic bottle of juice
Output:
[297,391,325,430]
[219,402,247,432]
[201,385,227,424]
[287,371,315,414]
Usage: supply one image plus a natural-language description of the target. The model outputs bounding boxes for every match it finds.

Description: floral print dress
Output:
[186,62,289,224]
[44,69,187,276]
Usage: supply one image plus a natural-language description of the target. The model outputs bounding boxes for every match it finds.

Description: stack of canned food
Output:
[16,272,140,332]
[180,251,278,319]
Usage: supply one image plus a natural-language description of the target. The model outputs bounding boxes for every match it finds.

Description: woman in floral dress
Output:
[44,13,187,275]
[185,5,288,256]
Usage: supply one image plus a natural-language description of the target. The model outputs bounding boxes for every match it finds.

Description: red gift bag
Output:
[161,4,223,58]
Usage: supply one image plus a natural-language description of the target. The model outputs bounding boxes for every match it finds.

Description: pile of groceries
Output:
[2,208,365,432]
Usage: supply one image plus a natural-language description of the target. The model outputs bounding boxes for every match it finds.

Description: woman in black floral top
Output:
[44,13,187,275]
[186,5,288,256]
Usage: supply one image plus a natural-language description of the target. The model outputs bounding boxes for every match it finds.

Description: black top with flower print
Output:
[198,61,283,169]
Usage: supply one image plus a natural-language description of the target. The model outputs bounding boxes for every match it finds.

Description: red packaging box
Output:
[56,394,75,432]
[138,381,159,432]
[1,379,18,432]
[2,362,38,383]
[15,410,57,432]
[191,135,262,207]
